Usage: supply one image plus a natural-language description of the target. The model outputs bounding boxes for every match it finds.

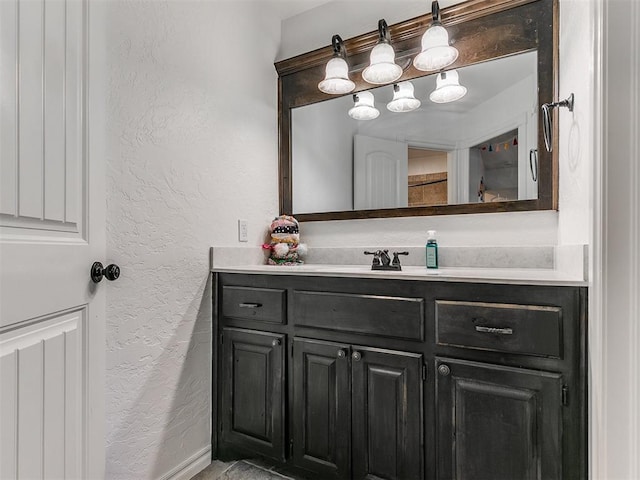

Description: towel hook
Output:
[542,93,574,152]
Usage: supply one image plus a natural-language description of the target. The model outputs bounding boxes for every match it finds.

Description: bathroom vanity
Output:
[212,267,587,480]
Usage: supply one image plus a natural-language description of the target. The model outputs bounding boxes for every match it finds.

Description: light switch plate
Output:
[238,219,248,242]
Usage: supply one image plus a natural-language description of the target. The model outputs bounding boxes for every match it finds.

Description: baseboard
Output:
[158,446,211,480]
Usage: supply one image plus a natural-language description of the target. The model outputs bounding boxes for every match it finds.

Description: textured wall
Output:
[104,1,280,478]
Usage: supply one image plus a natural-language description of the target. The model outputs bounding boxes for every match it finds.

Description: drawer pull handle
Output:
[239,302,262,309]
[475,325,513,335]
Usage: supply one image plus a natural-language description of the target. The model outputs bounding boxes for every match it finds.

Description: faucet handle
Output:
[364,250,382,266]
[391,251,409,266]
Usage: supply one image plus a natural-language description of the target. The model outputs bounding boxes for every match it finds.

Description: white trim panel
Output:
[0,308,85,479]
[0,0,84,234]
[597,0,640,478]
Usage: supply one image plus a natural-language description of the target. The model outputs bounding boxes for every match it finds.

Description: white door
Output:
[0,1,106,478]
[353,134,408,210]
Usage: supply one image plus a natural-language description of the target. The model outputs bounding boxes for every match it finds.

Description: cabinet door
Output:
[435,357,562,480]
[352,347,423,480]
[221,328,285,460]
[292,338,351,478]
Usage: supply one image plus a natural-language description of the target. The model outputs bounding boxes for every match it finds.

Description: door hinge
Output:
[290,343,294,358]
[422,364,427,381]
[219,333,224,345]
[289,439,294,457]
[562,385,569,406]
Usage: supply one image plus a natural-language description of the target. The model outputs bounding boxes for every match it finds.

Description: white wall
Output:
[278,0,439,61]
[103,1,280,478]
[558,0,597,246]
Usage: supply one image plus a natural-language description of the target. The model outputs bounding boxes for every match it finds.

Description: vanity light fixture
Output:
[348,91,380,120]
[413,1,459,72]
[318,35,356,95]
[429,70,467,103]
[387,81,421,113]
[362,19,403,85]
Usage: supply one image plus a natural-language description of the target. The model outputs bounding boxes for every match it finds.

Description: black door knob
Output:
[91,262,121,283]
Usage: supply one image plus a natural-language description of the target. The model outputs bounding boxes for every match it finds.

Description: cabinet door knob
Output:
[337,349,346,358]
[352,351,362,361]
[272,338,281,347]
[438,364,450,376]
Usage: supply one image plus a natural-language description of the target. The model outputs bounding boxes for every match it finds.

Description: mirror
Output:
[292,52,538,214]
[276,0,557,221]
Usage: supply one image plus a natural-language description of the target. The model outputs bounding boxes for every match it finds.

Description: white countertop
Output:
[212,264,587,287]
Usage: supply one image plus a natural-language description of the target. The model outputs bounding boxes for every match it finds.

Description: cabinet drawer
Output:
[435,300,562,357]
[293,290,424,341]
[222,286,286,324]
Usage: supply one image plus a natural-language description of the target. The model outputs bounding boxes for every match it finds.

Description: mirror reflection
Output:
[292,51,538,215]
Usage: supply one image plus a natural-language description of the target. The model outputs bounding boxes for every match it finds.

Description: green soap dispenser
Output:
[426,230,438,269]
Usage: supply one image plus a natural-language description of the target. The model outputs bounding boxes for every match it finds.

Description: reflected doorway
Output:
[471,129,519,202]
[408,148,448,207]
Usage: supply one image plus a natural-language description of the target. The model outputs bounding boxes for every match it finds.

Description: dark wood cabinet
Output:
[291,338,351,478]
[435,357,563,480]
[291,339,423,480]
[214,273,587,480]
[220,327,286,461]
[351,346,423,480]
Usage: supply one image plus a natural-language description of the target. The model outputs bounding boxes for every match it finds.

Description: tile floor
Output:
[192,460,299,480]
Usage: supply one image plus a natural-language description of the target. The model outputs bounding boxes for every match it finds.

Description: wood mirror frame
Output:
[275,0,558,222]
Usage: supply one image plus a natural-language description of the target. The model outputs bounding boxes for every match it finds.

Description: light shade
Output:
[362,19,403,85]
[413,25,459,71]
[348,91,380,120]
[362,43,403,84]
[429,70,467,103]
[387,81,421,113]
[318,34,355,95]
[413,1,459,72]
[318,57,355,94]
